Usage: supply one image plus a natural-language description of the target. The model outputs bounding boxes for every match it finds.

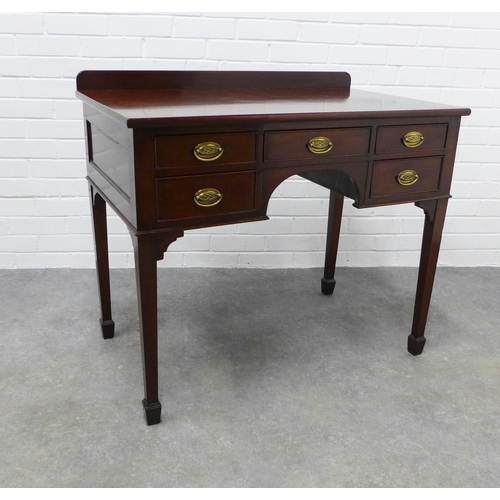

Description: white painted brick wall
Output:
[0,12,499,268]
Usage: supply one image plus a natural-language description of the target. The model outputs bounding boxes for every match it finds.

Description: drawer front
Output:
[375,124,448,154]
[264,127,371,161]
[156,171,256,222]
[155,132,257,169]
[370,157,443,199]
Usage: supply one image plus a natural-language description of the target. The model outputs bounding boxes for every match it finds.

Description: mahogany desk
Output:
[76,71,470,425]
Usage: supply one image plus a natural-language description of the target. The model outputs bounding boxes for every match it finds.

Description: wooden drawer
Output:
[370,156,443,199]
[375,124,448,154]
[155,132,257,169]
[156,171,256,222]
[264,127,371,161]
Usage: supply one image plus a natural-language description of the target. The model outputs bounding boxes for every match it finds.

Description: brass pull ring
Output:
[193,142,224,161]
[307,136,333,155]
[402,131,425,148]
[397,170,419,186]
[194,188,223,207]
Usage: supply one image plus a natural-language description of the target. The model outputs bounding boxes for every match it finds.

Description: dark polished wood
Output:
[409,198,449,355]
[90,187,114,339]
[322,191,344,295]
[76,70,470,425]
[132,232,161,425]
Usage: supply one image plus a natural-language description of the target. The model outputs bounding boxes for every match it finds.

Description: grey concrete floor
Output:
[0,267,499,487]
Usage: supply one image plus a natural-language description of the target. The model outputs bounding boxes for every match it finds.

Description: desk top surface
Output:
[76,70,471,128]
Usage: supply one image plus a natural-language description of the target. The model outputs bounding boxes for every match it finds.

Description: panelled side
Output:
[84,103,137,228]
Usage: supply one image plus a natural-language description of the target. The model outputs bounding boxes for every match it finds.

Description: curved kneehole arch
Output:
[260,165,364,217]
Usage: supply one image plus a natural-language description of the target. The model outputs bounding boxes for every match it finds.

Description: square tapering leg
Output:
[322,191,344,296]
[410,199,449,355]
[90,187,115,339]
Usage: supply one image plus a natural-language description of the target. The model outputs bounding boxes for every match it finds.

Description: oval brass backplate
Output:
[194,188,223,207]
[402,131,425,148]
[397,170,419,186]
[307,136,333,154]
[193,142,224,161]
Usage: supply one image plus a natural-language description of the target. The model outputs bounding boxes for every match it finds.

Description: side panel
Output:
[84,103,136,227]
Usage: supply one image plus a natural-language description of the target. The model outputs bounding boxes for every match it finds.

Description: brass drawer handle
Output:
[307,136,333,154]
[194,188,223,207]
[402,131,425,148]
[397,170,419,186]
[193,142,224,161]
